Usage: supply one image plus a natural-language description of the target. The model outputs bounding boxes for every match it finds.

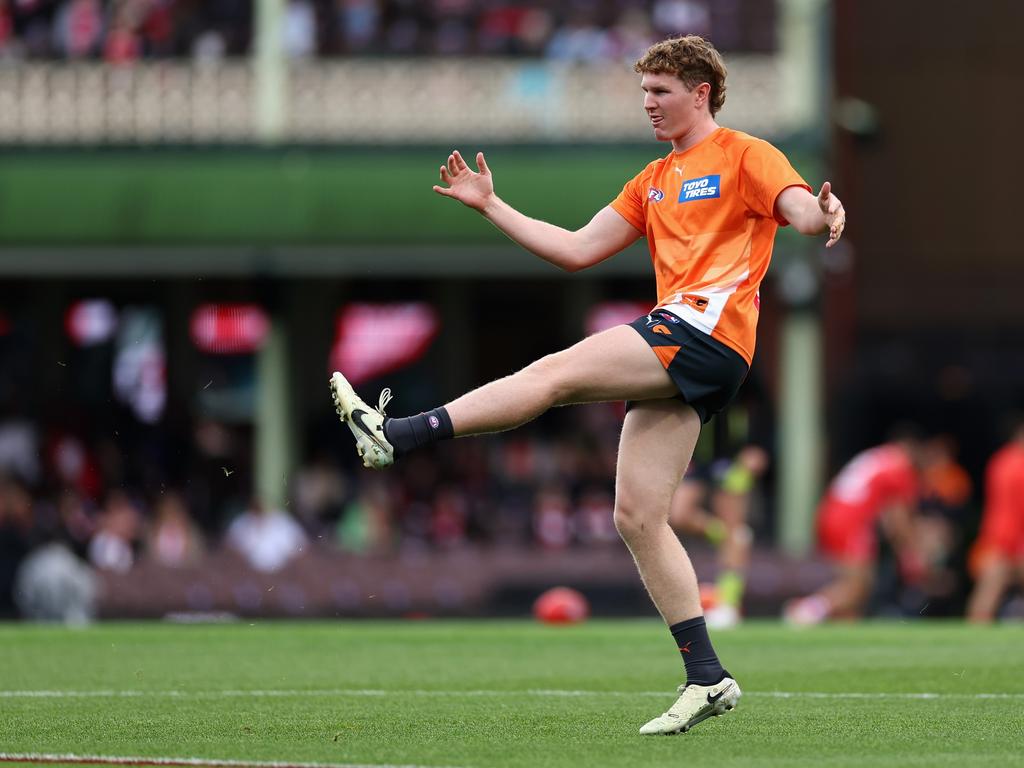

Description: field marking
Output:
[0,754,460,768]
[1,688,1022,701]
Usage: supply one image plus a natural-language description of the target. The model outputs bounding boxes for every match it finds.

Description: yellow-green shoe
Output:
[639,677,741,735]
[329,371,395,469]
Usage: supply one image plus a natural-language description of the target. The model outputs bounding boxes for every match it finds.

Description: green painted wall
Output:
[0,147,655,246]
[0,144,816,247]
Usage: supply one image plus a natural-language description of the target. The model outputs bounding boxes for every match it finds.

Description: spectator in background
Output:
[966,416,1024,622]
[0,476,36,617]
[0,1,12,56]
[49,432,103,502]
[4,0,776,62]
[56,487,96,558]
[574,485,617,546]
[336,478,395,554]
[785,428,928,624]
[103,0,143,65]
[652,0,710,40]
[532,482,573,549]
[431,485,468,549]
[544,6,612,62]
[293,455,347,535]
[335,0,380,55]
[88,489,142,573]
[14,540,97,623]
[54,0,104,59]
[145,490,204,567]
[226,497,307,572]
[0,411,40,487]
[283,0,316,58]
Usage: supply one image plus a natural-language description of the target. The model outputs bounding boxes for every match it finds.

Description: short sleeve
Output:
[738,140,811,225]
[609,169,647,233]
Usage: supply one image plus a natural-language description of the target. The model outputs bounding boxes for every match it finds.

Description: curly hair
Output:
[634,35,728,117]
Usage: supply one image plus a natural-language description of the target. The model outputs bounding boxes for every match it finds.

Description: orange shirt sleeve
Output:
[609,169,647,233]
[738,140,811,226]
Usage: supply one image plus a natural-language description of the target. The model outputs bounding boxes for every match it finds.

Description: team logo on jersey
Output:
[678,174,721,203]
[648,187,665,202]
[681,294,710,313]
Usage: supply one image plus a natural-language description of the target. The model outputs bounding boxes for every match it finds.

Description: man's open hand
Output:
[818,181,846,248]
[433,150,495,212]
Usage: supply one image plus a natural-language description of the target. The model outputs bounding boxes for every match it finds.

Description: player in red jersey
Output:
[966,417,1024,621]
[331,35,845,734]
[785,431,927,624]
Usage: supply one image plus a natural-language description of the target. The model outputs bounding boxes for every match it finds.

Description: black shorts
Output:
[627,310,749,424]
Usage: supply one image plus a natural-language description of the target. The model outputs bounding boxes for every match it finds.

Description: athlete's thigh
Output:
[544,324,676,404]
[615,398,701,516]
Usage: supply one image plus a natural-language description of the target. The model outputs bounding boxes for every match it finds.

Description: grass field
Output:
[1,620,1022,768]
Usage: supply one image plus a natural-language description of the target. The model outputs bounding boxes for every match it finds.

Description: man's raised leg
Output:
[331,324,677,467]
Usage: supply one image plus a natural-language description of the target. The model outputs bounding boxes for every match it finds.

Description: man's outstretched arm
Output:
[775,182,847,247]
[433,150,643,272]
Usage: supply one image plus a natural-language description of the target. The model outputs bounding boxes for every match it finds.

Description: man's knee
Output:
[613,495,666,542]
[520,352,576,405]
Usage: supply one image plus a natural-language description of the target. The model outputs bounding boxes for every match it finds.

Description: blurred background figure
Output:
[335,477,395,555]
[966,416,1024,622]
[785,428,928,625]
[14,541,97,624]
[226,497,307,573]
[87,489,143,573]
[0,475,36,617]
[670,445,769,628]
[144,490,205,567]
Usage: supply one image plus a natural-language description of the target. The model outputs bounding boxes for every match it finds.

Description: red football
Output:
[533,587,590,624]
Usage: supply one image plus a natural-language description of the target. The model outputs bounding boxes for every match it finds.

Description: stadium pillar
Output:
[776,0,829,555]
[777,303,824,555]
[254,0,286,142]
[255,321,295,511]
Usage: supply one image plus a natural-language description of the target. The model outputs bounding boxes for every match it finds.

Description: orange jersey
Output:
[610,127,809,364]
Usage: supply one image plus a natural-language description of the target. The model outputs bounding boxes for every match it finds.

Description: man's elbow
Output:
[561,254,587,273]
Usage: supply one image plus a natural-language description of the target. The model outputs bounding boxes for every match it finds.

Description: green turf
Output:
[1,620,1022,767]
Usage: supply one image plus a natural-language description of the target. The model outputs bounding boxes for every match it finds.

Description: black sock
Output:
[669,616,728,686]
[383,407,454,458]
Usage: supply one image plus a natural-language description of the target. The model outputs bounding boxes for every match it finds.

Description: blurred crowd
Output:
[0,0,775,63]
[0,402,631,619]
[3,400,1023,623]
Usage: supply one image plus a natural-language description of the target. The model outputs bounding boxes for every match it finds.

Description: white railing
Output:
[0,57,787,143]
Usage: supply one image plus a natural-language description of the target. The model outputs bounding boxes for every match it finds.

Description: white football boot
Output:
[639,676,741,735]
[329,372,395,469]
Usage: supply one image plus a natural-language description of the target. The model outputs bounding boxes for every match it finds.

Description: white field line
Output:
[0,688,1021,701]
[0,754,460,768]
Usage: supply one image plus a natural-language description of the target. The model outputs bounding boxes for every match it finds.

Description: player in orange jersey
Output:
[330,35,845,734]
[966,417,1024,622]
[784,430,927,625]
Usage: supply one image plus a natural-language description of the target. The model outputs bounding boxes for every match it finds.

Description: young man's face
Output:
[640,71,709,143]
